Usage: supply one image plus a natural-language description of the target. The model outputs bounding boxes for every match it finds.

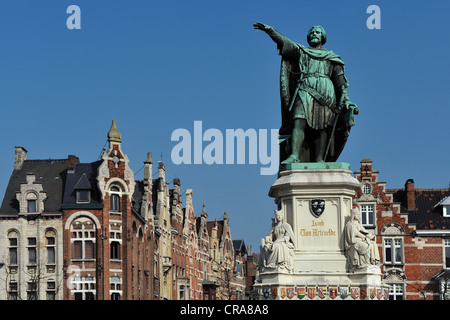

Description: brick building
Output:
[354,158,450,300]
[0,121,245,300]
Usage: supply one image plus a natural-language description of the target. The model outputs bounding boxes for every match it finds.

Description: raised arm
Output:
[254,22,299,58]
[253,22,286,46]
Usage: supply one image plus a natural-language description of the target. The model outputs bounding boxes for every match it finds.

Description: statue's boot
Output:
[281,154,299,165]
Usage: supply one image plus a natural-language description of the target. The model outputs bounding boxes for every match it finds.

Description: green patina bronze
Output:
[284,162,351,171]
[253,22,359,168]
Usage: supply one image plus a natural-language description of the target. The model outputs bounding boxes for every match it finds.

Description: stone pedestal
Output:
[255,163,388,300]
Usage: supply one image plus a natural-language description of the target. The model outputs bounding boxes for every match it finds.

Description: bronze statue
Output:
[254,22,358,165]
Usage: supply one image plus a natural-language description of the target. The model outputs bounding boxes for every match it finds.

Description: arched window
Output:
[71,217,96,260]
[45,229,56,266]
[26,193,37,213]
[110,186,120,212]
[8,231,19,266]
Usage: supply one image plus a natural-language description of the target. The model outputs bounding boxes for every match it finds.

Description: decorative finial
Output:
[108,120,122,143]
[201,202,208,218]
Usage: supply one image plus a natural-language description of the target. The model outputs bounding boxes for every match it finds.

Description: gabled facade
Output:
[0,147,70,300]
[354,158,450,300]
[61,120,154,300]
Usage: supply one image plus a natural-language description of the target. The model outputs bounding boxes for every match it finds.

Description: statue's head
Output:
[351,207,361,221]
[274,209,283,222]
[307,25,327,47]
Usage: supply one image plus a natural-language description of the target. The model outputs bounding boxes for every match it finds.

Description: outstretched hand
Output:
[253,22,271,32]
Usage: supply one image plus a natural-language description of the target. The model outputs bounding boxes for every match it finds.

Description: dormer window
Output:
[74,173,92,204]
[16,174,47,214]
[76,190,91,203]
[444,205,450,218]
[27,199,37,213]
[26,192,38,213]
[436,196,450,217]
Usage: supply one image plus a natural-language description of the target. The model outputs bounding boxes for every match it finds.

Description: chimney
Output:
[143,152,153,187]
[14,146,28,171]
[68,155,79,171]
[405,179,416,211]
[158,161,165,181]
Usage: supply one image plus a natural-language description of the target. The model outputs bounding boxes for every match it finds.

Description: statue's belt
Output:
[302,72,330,79]
[297,82,336,108]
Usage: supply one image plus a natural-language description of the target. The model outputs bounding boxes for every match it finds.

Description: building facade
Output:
[0,121,245,300]
[354,158,450,300]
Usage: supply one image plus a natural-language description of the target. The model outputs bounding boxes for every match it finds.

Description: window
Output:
[27,238,37,265]
[363,184,372,195]
[445,239,450,268]
[111,241,120,260]
[384,238,403,264]
[389,284,403,300]
[73,239,94,260]
[110,195,120,212]
[27,282,38,300]
[360,204,375,226]
[47,282,56,300]
[110,186,120,212]
[8,282,18,300]
[71,219,96,261]
[444,206,450,217]
[71,276,96,300]
[73,241,82,259]
[27,199,36,213]
[46,236,56,265]
[110,276,122,300]
[111,293,120,300]
[76,190,91,203]
[8,236,18,266]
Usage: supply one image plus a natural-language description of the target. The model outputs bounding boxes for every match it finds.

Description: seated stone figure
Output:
[344,207,380,271]
[259,210,295,272]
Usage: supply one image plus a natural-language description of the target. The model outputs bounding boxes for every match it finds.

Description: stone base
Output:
[256,166,387,300]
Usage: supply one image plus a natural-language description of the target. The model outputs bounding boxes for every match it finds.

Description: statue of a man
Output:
[253,22,359,164]
[344,207,380,270]
[259,210,295,272]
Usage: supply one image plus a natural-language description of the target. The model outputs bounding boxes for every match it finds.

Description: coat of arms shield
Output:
[297,287,306,299]
[351,287,360,299]
[287,287,295,299]
[318,287,328,299]
[329,287,338,299]
[271,287,278,299]
[340,287,349,299]
[310,199,325,218]
[263,288,270,299]
[280,288,286,299]
[308,287,316,299]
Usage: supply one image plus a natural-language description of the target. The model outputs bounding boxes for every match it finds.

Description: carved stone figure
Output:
[344,207,380,271]
[259,210,295,272]
[253,22,358,164]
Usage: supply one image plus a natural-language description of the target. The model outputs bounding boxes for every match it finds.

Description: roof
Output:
[388,188,450,230]
[61,161,103,209]
[0,159,69,214]
[233,239,247,255]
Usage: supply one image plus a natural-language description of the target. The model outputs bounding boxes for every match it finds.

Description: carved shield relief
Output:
[310,199,325,218]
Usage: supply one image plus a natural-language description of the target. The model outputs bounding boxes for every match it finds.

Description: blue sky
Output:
[0,0,449,251]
